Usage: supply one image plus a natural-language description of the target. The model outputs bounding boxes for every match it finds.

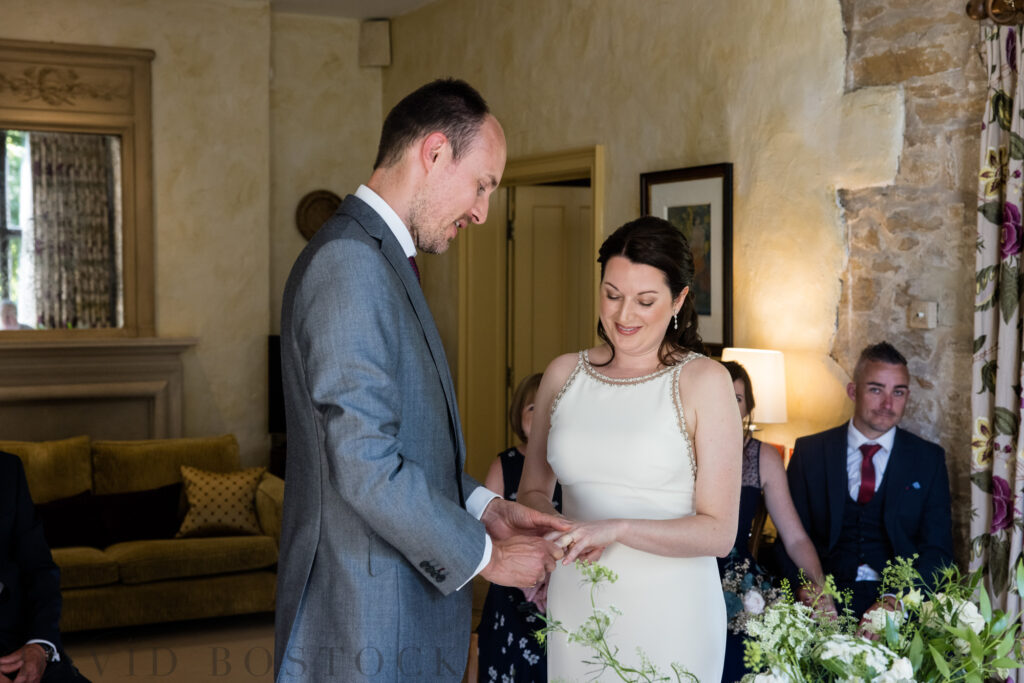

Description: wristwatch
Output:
[35,642,57,663]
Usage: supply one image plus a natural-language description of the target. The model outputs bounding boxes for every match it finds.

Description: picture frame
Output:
[640,163,733,356]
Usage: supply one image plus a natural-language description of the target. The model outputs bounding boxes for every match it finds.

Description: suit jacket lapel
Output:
[341,197,467,498]
[882,428,912,533]
[826,426,848,550]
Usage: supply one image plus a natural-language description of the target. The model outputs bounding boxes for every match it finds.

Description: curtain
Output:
[30,131,121,329]
[972,23,1024,633]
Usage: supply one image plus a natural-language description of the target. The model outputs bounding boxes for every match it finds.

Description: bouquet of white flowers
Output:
[720,550,784,635]
[741,557,1024,683]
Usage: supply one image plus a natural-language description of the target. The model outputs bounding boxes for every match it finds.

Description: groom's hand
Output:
[481,534,562,588]
[481,498,571,541]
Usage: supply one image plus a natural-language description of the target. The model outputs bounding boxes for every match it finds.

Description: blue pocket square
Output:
[905,481,921,490]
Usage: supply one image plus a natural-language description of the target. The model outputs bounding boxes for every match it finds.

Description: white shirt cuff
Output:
[459,487,501,590]
[855,563,883,582]
[26,639,59,662]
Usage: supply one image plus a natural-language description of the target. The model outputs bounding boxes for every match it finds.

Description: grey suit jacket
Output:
[274,195,485,681]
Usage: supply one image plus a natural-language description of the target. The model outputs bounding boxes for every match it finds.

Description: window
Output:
[0,38,154,338]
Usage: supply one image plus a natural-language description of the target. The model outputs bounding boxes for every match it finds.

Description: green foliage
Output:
[980,360,998,396]
[537,561,698,682]
[1012,131,1024,160]
[978,201,1003,226]
[740,556,1024,682]
[993,90,1014,131]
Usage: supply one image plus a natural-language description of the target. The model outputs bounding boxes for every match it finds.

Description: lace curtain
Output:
[972,24,1024,630]
[29,131,122,329]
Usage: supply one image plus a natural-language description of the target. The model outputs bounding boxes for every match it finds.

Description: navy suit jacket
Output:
[274,196,485,681]
[0,452,62,656]
[785,424,953,588]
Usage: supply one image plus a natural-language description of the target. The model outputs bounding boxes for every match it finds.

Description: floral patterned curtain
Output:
[972,24,1024,624]
[30,131,122,329]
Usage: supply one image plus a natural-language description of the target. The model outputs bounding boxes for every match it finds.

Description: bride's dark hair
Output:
[595,216,705,366]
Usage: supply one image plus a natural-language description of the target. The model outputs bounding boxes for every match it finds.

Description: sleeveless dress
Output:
[546,351,726,682]
[718,437,764,683]
[477,447,563,682]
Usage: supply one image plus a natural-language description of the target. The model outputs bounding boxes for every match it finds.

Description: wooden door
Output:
[509,185,593,391]
[459,185,593,482]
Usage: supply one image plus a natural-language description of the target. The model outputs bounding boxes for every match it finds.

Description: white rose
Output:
[862,607,902,635]
[752,669,790,683]
[956,600,985,634]
[872,657,914,682]
[743,590,767,615]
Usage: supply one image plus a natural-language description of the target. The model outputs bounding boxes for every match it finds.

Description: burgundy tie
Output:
[857,443,882,504]
[408,256,421,282]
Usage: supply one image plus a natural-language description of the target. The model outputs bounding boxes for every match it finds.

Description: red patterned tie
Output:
[857,443,881,504]
[408,256,421,282]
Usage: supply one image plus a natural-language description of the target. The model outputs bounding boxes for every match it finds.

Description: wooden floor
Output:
[59,583,490,683]
[62,613,275,683]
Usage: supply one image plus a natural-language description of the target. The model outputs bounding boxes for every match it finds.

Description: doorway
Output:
[456,146,605,483]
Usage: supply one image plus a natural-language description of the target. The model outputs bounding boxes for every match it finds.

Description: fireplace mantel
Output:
[0,338,197,441]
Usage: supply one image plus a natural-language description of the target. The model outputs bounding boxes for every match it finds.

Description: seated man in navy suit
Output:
[0,452,89,683]
[785,341,953,619]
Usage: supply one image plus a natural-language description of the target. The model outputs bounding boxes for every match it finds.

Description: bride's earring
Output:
[673,312,678,330]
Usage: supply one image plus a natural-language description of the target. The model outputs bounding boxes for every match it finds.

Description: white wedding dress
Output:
[546,350,726,682]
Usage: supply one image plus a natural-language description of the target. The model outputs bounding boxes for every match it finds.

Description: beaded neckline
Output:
[581,349,684,386]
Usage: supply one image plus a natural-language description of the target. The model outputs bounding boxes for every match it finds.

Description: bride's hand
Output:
[555,520,623,565]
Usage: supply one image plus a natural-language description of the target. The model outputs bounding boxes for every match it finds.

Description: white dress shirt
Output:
[354,185,497,587]
[845,420,897,581]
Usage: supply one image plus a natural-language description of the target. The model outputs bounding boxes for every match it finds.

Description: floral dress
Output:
[719,436,767,683]
[476,447,562,682]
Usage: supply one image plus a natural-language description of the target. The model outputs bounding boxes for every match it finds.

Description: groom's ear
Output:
[420,132,449,171]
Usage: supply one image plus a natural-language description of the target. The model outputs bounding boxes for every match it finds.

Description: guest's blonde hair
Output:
[509,373,543,444]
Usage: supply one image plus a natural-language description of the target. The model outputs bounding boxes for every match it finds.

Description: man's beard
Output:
[408,200,453,255]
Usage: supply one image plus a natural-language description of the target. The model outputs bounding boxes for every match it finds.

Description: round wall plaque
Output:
[295,189,342,240]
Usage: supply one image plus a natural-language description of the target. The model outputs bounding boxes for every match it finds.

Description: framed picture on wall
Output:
[640,163,733,356]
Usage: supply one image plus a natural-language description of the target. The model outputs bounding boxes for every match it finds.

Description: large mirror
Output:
[3,129,123,330]
[0,38,154,338]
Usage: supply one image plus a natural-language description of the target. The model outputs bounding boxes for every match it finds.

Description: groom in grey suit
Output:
[274,79,567,682]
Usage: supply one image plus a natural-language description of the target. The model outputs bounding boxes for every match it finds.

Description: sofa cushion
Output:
[102,482,184,544]
[35,483,184,549]
[51,547,120,589]
[91,434,240,495]
[35,491,108,549]
[177,466,265,538]
[107,536,278,585]
[0,436,91,503]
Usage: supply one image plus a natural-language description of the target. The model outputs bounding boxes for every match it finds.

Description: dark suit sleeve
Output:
[0,453,62,651]
[910,445,954,588]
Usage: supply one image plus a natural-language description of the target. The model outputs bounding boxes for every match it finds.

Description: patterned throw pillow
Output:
[176,465,266,538]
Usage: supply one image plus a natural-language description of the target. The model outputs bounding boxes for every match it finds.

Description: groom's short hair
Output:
[373,78,490,170]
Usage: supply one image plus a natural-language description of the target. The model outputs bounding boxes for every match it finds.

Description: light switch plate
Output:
[909,300,937,329]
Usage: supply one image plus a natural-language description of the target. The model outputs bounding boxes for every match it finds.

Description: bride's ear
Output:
[674,286,689,313]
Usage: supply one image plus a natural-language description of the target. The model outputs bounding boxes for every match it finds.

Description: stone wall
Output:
[838,1,985,560]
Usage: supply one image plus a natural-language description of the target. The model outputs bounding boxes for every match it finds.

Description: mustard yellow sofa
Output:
[1,434,283,632]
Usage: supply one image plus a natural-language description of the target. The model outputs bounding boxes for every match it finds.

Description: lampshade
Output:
[720,348,788,424]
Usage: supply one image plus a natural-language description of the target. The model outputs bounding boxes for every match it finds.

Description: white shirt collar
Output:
[355,184,416,258]
[847,419,896,453]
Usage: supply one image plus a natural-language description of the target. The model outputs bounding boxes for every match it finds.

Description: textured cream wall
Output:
[0,0,273,464]
[386,0,892,445]
[270,13,382,334]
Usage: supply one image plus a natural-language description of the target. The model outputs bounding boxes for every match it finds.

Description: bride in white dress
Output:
[519,216,742,682]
